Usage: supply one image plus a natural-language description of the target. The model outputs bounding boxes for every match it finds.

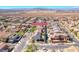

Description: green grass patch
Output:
[24,44,37,52]
[29,26,36,32]
[16,31,25,36]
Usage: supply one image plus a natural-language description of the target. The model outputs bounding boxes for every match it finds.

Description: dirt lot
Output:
[21,11,79,17]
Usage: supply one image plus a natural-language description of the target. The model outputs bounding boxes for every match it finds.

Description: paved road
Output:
[12,32,31,52]
[36,43,79,52]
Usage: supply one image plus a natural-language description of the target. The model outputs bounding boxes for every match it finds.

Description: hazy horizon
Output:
[0,6,79,9]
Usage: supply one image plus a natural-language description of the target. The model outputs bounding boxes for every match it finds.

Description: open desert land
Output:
[0,11,79,17]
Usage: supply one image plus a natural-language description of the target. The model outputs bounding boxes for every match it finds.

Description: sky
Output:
[0,6,79,9]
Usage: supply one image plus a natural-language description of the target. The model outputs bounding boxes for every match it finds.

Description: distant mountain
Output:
[0,8,79,13]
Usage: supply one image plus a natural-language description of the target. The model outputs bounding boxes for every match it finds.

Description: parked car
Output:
[7,34,22,43]
[0,43,9,52]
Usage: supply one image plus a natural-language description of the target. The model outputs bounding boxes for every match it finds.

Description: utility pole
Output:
[44,25,48,43]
